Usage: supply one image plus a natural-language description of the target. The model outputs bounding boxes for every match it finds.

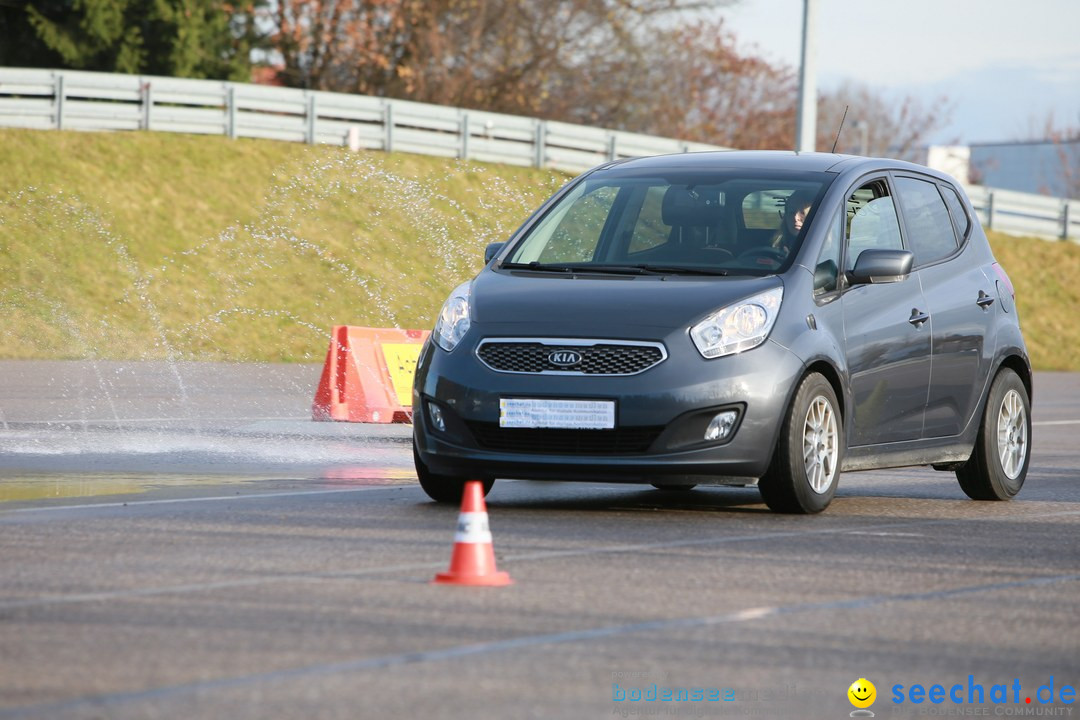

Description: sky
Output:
[717,0,1080,146]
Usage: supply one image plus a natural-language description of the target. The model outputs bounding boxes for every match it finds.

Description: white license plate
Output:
[499,398,615,430]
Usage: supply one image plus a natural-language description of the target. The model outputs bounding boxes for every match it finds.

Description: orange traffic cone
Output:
[433,481,512,586]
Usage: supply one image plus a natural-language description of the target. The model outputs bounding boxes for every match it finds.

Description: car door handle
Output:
[908,308,930,327]
[977,290,995,308]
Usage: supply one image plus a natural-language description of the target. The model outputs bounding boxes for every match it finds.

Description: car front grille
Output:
[476,340,665,375]
[466,423,663,455]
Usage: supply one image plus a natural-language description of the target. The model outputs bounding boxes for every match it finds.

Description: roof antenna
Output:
[830,105,849,153]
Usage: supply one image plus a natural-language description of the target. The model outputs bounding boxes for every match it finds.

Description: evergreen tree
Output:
[2,0,263,81]
[26,0,148,73]
[0,0,68,68]
[144,0,264,81]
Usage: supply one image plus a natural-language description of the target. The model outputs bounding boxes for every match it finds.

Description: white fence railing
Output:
[1,67,1077,241]
[962,184,1078,243]
[0,67,724,175]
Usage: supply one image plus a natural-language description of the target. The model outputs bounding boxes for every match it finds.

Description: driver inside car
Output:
[771,190,815,256]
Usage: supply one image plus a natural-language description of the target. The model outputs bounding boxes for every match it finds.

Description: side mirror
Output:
[484,242,506,264]
[849,249,913,285]
[813,260,838,294]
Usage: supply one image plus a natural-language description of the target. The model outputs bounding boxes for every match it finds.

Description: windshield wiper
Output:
[502,262,650,275]
[502,262,728,276]
[501,261,577,273]
[633,265,729,276]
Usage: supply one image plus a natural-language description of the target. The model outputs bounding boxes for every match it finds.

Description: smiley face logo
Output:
[848,678,876,709]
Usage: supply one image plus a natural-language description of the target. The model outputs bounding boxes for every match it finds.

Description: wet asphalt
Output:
[0,361,1077,720]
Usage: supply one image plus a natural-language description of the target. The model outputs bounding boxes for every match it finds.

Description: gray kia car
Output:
[412,151,1031,513]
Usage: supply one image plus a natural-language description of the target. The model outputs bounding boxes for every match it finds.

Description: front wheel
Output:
[413,444,493,504]
[956,368,1030,500]
[758,373,842,514]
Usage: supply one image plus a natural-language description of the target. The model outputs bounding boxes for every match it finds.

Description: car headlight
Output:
[433,281,472,352]
[690,287,784,358]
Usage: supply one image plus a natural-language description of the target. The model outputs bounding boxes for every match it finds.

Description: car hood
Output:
[471,269,782,330]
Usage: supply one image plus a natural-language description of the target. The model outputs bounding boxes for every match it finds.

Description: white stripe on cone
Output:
[454,512,493,544]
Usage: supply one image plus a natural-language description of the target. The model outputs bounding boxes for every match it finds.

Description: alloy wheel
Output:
[802,395,838,494]
[997,388,1028,480]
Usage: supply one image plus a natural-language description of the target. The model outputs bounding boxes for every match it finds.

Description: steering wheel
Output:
[737,247,787,265]
[698,246,735,261]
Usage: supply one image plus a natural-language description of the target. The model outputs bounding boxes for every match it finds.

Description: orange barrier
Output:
[311,325,430,423]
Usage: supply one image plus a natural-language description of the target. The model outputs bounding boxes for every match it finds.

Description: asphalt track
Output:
[0,361,1077,720]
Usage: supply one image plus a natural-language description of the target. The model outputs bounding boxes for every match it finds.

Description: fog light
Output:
[428,403,446,432]
[704,411,737,442]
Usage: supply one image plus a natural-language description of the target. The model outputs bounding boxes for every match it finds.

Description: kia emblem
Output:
[548,350,583,367]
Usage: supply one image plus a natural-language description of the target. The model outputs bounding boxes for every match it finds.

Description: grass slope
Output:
[988,231,1080,371]
[0,129,564,362]
[1,129,1077,369]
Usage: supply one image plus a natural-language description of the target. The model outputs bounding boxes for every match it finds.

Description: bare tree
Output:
[631,41,949,156]
[259,3,950,157]
[1023,113,1080,198]
[817,82,952,161]
[628,18,797,149]
[264,0,726,121]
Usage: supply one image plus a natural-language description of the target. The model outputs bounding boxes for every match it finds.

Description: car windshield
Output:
[503,169,831,276]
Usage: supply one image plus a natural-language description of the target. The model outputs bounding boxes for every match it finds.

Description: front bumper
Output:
[413,326,804,484]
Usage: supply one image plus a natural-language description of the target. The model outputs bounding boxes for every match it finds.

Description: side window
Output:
[627,186,669,254]
[814,210,842,296]
[845,180,903,272]
[940,183,971,240]
[534,185,618,263]
[895,176,958,266]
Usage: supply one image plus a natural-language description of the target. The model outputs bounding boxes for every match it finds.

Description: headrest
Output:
[661,186,724,227]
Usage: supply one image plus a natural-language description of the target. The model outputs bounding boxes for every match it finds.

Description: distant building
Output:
[925,146,971,184]
[926,140,1080,199]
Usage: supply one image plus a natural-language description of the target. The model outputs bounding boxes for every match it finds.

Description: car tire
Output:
[413,444,494,504]
[955,368,1030,500]
[758,372,842,514]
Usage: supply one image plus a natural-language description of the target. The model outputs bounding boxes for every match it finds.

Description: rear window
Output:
[742,190,789,229]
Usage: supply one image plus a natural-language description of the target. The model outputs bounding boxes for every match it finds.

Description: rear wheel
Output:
[413,444,493,504]
[758,373,842,514]
[956,368,1030,500]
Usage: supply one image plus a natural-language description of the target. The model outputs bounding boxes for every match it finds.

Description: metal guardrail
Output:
[962,184,1079,242]
[0,67,724,175]
[1,67,1077,241]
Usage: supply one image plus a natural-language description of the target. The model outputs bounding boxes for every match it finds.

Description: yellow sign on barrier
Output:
[381,343,425,407]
